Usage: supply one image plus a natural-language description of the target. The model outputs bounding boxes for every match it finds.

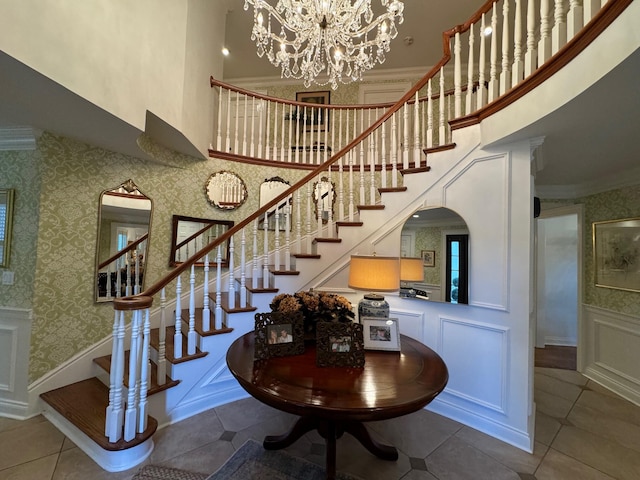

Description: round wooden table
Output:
[226,332,448,479]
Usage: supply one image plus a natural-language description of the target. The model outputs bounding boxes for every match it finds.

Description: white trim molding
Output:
[0,126,40,151]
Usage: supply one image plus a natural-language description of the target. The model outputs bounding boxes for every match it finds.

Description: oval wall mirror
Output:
[204,171,248,210]
[400,207,469,304]
[95,179,152,302]
[259,176,292,231]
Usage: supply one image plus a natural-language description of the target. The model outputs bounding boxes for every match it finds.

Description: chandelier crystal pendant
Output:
[243,0,405,89]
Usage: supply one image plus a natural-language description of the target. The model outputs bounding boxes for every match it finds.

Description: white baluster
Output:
[124,310,141,441]
[368,110,376,204]
[252,220,259,289]
[539,0,552,65]
[263,214,270,285]
[337,109,345,221]
[137,309,150,433]
[284,104,290,161]
[105,310,123,440]
[157,288,167,383]
[295,188,302,253]
[380,108,388,187]
[284,199,292,270]
[225,89,231,152]
[402,103,410,169]
[228,236,235,308]
[413,93,421,167]
[302,107,307,164]
[174,276,182,358]
[234,91,240,153]
[477,14,488,109]
[567,0,583,38]
[265,101,271,159]
[294,104,301,163]
[347,111,355,219]
[273,101,279,160]
[250,96,256,157]
[499,0,512,95]
[306,182,313,250]
[466,23,475,115]
[316,174,323,236]
[216,86,223,150]
[488,5,499,102]
[427,79,434,148]
[276,205,282,266]
[584,0,601,23]
[454,30,463,117]
[188,265,196,355]
[439,68,446,144]
[524,0,538,78]
[202,254,210,331]
[552,0,568,54]
[512,0,524,87]
[215,245,223,329]
[239,230,247,307]
[390,112,398,188]
[258,98,264,158]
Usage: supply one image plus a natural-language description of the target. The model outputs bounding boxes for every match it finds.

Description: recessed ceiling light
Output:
[222,47,230,56]
[412,214,420,218]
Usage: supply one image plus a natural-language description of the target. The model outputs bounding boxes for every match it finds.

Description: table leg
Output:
[325,421,337,480]
[343,421,398,461]
[263,416,318,450]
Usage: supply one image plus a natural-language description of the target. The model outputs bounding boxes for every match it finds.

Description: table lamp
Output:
[399,257,424,298]
[348,255,400,319]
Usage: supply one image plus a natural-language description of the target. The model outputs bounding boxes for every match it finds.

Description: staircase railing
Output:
[105,0,626,445]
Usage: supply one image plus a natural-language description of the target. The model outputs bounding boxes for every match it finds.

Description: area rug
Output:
[132,464,207,480]
[206,439,360,480]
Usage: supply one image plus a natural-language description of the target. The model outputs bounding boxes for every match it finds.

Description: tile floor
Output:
[2,367,640,479]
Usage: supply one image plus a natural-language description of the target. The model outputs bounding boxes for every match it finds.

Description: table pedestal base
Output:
[264,416,398,479]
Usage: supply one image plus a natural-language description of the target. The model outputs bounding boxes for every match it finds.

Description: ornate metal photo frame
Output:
[254,311,305,360]
[316,321,365,368]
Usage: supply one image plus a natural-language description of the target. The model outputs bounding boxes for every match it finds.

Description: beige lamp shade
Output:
[348,255,400,292]
[400,257,424,282]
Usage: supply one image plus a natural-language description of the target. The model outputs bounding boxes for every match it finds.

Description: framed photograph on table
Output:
[593,217,640,293]
[421,249,435,267]
[254,311,305,360]
[362,317,401,351]
[295,91,330,132]
[316,322,365,368]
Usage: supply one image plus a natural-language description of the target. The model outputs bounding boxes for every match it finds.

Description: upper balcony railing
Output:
[106,0,631,445]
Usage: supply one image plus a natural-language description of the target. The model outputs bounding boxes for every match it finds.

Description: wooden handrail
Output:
[99,233,148,270]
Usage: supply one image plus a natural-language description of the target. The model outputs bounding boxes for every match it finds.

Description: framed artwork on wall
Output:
[593,217,640,293]
[295,91,330,132]
[421,249,435,267]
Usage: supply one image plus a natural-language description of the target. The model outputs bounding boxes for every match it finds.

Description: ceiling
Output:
[1,1,638,196]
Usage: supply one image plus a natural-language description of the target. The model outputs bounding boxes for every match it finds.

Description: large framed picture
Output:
[362,317,401,351]
[295,91,330,132]
[421,249,435,267]
[593,217,640,293]
[316,322,365,368]
[254,311,305,360]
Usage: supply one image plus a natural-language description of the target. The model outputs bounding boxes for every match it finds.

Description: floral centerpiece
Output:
[270,290,355,338]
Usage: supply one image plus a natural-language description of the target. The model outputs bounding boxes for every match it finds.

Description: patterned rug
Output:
[132,439,360,480]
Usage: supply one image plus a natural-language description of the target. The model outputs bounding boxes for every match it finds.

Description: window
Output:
[445,234,469,304]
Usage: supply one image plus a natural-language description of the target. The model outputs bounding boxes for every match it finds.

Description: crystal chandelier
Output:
[243,0,405,89]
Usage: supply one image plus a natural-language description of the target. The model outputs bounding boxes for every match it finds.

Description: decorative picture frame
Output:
[593,217,640,293]
[254,311,305,360]
[421,249,436,267]
[316,322,365,368]
[362,317,401,352]
[0,189,15,268]
[295,91,330,132]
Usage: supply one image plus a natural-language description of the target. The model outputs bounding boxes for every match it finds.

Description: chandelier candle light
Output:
[244,0,405,89]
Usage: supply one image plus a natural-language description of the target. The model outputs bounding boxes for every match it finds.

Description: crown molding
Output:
[536,164,640,199]
[0,126,40,151]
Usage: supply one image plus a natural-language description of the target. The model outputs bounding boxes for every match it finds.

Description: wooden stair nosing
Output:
[293,253,321,259]
[312,237,342,244]
[357,204,385,211]
[238,277,279,293]
[335,221,363,228]
[210,291,258,313]
[378,187,408,193]
[424,142,456,154]
[93,352,180,396]
[40,377,158,451]
[400,166,431,175]
[150,327,208,364]
[179,307,234,337]
[269,266,300,276]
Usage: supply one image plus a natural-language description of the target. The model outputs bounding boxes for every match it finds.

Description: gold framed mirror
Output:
[204,171,248,210]
[95,180,152,302]
[0,189,15,268]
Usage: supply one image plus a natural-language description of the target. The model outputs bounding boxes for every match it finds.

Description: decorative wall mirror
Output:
[204,171,248,210]
[312,177,336,224]
[259,177,292,231]
[400,207,469,304]
[95,180,152,303]
[170,215,234,267]
[0,189,15,268]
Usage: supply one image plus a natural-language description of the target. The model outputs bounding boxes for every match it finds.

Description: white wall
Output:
[0,308,32,418]
[0,0,227,156]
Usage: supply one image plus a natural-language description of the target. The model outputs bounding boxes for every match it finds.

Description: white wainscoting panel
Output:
[390,308,424,343]
[583,305,640,405]
[439,315,509,413]
[0,308,32,418]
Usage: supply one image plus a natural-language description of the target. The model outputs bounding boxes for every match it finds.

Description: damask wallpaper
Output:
[542,184,640,317]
